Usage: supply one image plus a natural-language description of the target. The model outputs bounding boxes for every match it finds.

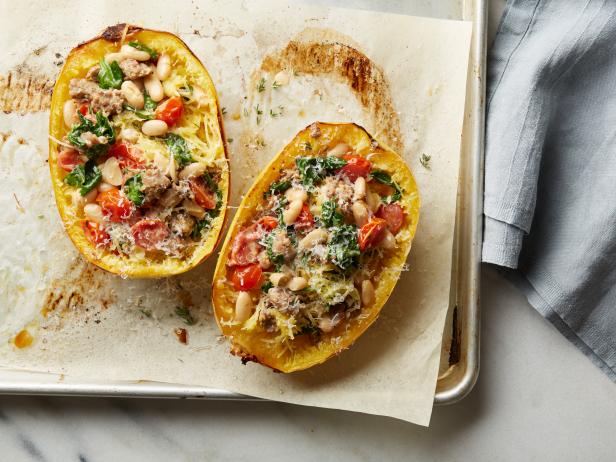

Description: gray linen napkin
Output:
[483,0,616,381]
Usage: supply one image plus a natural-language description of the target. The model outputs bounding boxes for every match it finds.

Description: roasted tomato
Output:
[189,177,217,209]
[376,203,405,234]
[294,204,314,232]
[231,264,263,291]
[108,140,145,169]
[155,97,184,126]
[257,216,278,230]
[96,188,133,223]
[83,221,109,246]
[57,148,85,172]
[358,218,388,251]
[339,154,371,182]
[228,217,277,267]
[131,219,169,250]
[78,104,89,116]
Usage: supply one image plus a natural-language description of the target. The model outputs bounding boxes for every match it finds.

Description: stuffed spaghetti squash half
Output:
[212,123,420,372]
[49,25,229,278]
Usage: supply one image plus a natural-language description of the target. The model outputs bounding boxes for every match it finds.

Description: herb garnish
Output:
[295,155,347,189]
[272,80,282,90]
[369,170,403,203]
[64,161,102,196]
[327,224,360,271]
[97,59,123,90]
[257,77,266,92]
[420,153,431,169]
[165,133,194,167]
[221,106,227,115]
[175,306,196,326]
[128,41,158,59]
[67,112,115,159]
[255,104,263,124]
[124,174,145,206]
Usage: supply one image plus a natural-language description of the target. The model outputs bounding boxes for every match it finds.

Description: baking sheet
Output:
[0,0,471,425]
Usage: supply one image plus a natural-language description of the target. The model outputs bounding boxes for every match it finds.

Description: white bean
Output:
[379,229,396,250]
[283,199,303,225]
[63,100,77,127]
[352,201,369,227]
[143,70,164,102]
[141,119,168,137]
[327,142,350,157]
[235,292,254,323]
[156,53,171,80]
[361,280,375,306]
[119,128,139,143]
[273,70,290,86]
[269,273,290,287]
[120,44,151,61]
[298,228,328,251]
[287,276,308,291]
[100,157,123,186]
[121,81,144,109]
[366,191,381,213]
[83,187,98,204]
[178,162,207,180]
[353,177,366,201]
[182,199,206,219]
[104,52,127,63]
[285,187,307,203]
[98,182,115,193]
[84,203,104,223]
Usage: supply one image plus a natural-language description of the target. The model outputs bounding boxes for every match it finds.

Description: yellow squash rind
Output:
[212,122,420,373]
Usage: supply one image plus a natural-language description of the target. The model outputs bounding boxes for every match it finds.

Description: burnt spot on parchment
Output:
[40,259,116,327]
[0,68,54,114]
[261,37,402,152]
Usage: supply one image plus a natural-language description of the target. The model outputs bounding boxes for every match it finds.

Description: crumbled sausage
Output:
[158,185,185,209]
[69,78,125,116]
[319,176,354,213]
[141,167,171,203]
[271,229,296,261]
[168,212,196,237]
[86,65,100,81]
[119,59,152,80]
[264,287,301,315]
[309,122,321,138]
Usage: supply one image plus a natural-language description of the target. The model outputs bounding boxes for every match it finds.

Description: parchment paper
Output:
[0,0,471,426]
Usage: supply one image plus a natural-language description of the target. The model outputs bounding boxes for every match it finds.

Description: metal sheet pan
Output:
[0,0,485,405]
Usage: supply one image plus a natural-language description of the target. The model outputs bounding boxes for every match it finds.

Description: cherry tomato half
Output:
[131,219,169,251]
[108,140,146,169]
[257,216,278,230]
[189,178,217,209]
[228,217,277,266]
[340,155,372,182]
[155,97,184,127]
[57,148,85,172]
[358,218,387,251]
[83,221,109,246]
[96,188,133,223]
[376,203,405,234]
[231,263,263,291]
[78,104,89,116]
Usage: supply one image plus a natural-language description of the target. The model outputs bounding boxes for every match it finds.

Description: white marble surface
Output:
[2,1,616,460]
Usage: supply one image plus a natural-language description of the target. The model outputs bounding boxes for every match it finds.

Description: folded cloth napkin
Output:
[484,0,616,381]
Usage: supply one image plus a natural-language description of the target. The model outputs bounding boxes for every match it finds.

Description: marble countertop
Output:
[2,1,616,460]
